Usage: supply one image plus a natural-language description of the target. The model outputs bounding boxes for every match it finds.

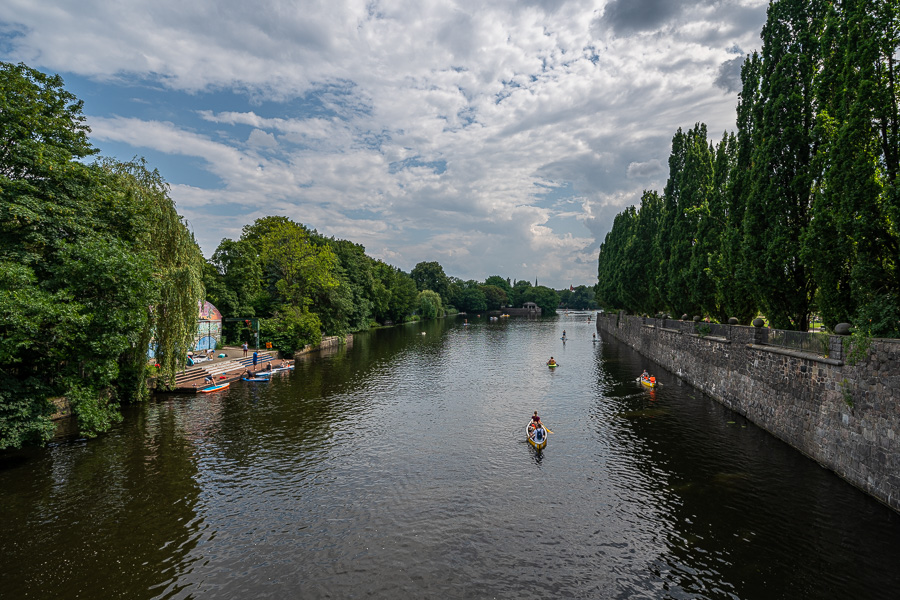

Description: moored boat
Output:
[527,422,548,449]
[198,382,230,393]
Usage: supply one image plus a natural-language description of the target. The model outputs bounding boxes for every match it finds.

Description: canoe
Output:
[547,362,558,368]
[527,423,548,449]
[640,376,657,388]
[199,382,230,393]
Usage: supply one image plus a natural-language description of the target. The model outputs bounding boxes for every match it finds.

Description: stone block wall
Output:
[597,312,900,512]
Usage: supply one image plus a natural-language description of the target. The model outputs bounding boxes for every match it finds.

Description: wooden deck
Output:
[158,352,286,393]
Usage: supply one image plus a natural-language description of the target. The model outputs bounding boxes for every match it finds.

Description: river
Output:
[2,313,899,599]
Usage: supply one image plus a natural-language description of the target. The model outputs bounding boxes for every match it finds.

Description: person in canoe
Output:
[642,369,649,379]
[547,357,557,366]
[531,411,542,426]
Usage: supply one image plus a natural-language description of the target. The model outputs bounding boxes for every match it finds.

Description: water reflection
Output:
[1,314,899,599]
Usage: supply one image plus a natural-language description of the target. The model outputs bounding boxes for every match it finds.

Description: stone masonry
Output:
[597,312,900,513]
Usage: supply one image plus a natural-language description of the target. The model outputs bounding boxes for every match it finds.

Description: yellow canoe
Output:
[527,423,548,449]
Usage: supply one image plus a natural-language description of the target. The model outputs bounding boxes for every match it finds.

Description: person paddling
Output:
[547,357,557,366]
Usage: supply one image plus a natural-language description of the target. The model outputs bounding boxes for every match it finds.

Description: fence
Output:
[625,315,831,356]
[767,328,830,356]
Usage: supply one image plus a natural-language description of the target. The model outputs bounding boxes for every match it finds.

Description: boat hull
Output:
[199,382,230,393]
[640,377,656,388]
[527,423,547,449]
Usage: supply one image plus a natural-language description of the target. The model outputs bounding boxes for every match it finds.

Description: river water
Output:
[2,314,899,599]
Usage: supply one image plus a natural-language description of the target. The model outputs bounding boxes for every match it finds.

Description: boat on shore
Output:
[527,423,548,449]
[198,382,230,393]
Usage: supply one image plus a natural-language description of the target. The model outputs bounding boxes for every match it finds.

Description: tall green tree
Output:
[743,0,827,330]
[717,57,761,325]
[657,124,712,317]
[410,261,451,302]
[258,220,338,310]
[805,0,900,334]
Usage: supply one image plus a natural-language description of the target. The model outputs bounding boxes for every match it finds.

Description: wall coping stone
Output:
[658,327,683,334]
[746,343,843,366]
[687,333,730,344]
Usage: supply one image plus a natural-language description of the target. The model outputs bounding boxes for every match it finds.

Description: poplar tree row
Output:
[596,0,900,335]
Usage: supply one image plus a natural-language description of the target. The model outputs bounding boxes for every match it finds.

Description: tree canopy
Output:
[596,0,900,336]
[0,62,204,447]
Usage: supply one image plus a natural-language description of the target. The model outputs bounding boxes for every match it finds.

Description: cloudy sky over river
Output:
[1,0,767,288]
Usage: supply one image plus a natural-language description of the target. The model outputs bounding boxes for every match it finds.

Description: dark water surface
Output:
[2,314,899,599]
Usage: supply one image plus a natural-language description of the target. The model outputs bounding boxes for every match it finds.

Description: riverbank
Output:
[597,312,900,513]
[48,336,351,419]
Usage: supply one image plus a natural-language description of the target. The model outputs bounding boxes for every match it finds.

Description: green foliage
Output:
[508,279,533,308]
[411,261,451,302]
[595,1,899,337]
[0,62,205,446]
[415,289,444,320]
[522,286,560,315]
[480,285,508,310]
[259,220,338,309]
[456,287,487,312]
[484,275,512,294]
[260,307,322,356]
[839,378,855,408]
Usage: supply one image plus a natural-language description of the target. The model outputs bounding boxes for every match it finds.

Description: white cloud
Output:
[0,0,768,287]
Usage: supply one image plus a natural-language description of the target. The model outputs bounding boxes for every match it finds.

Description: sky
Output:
[0,0,768,289]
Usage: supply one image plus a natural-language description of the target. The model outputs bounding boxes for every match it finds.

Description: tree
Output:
[209,238,263,319]
[524,286,560,315]
[0,62,205,447]
[415,289,443,320]
[258,219,338,310]
[658,124,711,317]
[410,261,451,301]
[372,262,418,324]
[480,285,508,310]
[508,279,533,308]
[456,287,487,312]
[743,0,827,330]
[484,275,512,295]
[569,285,596,309]
[804,0,900,334]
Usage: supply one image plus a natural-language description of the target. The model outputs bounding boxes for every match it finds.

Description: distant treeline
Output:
[596,0,900,337]
[203,218,595,353]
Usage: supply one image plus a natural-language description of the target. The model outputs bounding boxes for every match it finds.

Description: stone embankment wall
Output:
[294,334,350,356]
[597,312,900,512]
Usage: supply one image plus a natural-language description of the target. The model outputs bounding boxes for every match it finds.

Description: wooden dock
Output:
[159,351,284,393]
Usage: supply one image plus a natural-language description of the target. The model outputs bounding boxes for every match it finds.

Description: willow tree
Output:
[99,159,206,395]
[0,61,204,446]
